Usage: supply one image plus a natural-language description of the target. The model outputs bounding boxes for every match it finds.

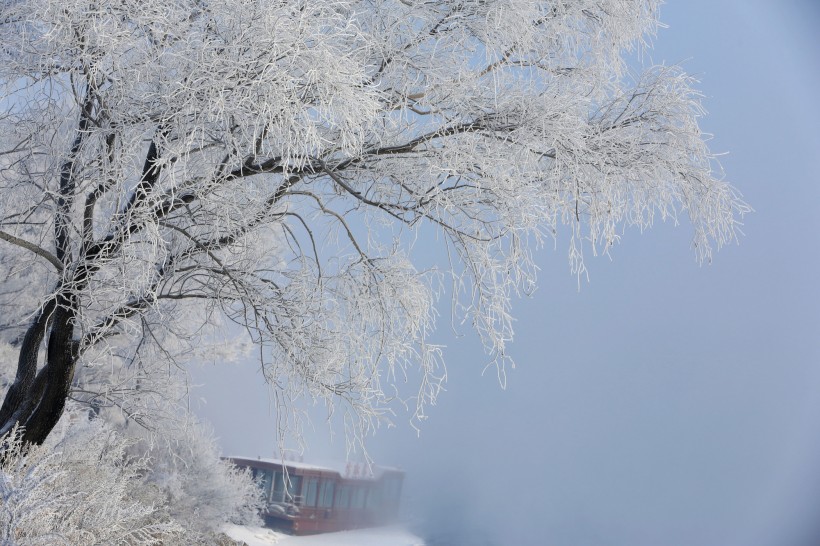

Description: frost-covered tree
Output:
[0,0,747,447]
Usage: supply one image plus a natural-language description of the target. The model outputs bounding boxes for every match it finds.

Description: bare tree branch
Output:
[0,230,62,270]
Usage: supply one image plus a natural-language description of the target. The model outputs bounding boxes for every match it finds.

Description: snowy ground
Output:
[222,524,425,546]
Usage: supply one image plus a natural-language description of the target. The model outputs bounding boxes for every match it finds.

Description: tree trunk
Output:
[22,302,77,445]
[0,298,77,445]
[0,300,54,437]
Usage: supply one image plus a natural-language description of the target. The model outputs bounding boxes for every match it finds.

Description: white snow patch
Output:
[222,524,424,546]
[223,524,285,545]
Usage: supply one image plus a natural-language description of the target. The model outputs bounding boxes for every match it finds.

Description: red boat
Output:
[227,456,404,535]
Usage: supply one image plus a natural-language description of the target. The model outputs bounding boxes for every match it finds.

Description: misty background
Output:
[191,2,820,545]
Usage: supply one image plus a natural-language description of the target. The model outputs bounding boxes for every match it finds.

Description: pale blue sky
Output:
[194,3,820,544]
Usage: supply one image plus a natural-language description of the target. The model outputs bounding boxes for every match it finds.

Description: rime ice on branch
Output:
[0,0,748,447]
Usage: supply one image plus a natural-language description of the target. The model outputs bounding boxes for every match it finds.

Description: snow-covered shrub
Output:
[71,350,264,541]
[0,417,182,545]
[130,415,263,543]
[0,340,260,545]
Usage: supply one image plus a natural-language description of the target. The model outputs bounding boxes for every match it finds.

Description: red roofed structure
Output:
[226,456,404,535]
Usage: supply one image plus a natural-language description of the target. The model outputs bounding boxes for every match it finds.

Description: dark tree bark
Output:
[0,300,56,438]
[20,302,78,444]
[0,102,89,445]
